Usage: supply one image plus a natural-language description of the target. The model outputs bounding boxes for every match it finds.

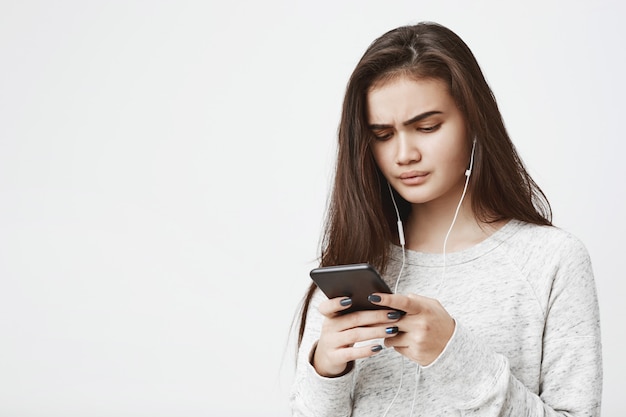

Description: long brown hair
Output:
[297,21,552,347]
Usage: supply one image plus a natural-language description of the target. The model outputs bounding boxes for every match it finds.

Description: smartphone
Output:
[309,263,392,314]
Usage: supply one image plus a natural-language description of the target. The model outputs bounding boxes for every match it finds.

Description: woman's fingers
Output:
[369,292,455,366]
[330,322,400,347]
[313,341,386,377]
[367,292,425,314]
[317,296,354,316]
[312,299,404,377]
[313,323,400,377]
[318,297,403,327]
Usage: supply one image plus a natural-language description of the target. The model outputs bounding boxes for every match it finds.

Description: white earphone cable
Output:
[438,139,475,294]
[382,182,407,417]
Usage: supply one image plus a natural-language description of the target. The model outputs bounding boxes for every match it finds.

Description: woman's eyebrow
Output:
[368,111,443,129]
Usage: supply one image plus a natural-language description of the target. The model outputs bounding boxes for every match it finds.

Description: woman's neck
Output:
[404,194,501,254]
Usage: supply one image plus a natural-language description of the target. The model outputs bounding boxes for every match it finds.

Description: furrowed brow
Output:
[368,111,443,130]
[402,111,442,126]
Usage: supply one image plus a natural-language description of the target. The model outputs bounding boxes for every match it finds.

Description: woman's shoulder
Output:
[500,219,591,269]
[506,220,587,250]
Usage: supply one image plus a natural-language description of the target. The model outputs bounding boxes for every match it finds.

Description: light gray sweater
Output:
[291,220,602,416]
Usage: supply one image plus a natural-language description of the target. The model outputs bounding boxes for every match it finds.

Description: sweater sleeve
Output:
[418,235,602,416]
[289,288,355,417]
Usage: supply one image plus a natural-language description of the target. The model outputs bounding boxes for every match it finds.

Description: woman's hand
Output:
[368,293,455,366]
[312,297,404,377]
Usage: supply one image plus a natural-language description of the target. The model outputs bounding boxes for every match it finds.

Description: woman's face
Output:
[367,76,470,208]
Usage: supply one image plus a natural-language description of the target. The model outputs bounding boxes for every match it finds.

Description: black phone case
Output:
[309,263,392,314]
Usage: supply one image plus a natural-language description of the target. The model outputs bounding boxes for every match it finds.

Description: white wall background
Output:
[0,1,624,416]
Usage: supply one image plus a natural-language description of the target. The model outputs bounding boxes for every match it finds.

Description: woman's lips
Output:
[399,171,429,185]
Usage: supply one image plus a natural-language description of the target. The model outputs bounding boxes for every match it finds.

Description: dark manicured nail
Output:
[387,311,402,320]
[368,294,382,303]
[371,345,383,352]
[340,298,352,307]
[385,326,399,335]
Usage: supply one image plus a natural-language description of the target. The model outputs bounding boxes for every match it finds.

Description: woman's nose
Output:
[395,132,421,165]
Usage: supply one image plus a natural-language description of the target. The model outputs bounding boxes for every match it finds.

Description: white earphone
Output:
[465,137,477,177]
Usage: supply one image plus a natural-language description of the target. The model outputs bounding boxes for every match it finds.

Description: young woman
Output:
[290,22,602,416]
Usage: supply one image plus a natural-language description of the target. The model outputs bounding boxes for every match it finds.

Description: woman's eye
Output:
[419,123,441,133]
[372,131,393,141]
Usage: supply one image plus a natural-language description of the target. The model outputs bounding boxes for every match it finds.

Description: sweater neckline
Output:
[390,219,523,267]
